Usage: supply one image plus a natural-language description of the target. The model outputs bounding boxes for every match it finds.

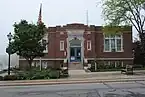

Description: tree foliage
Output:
[102,0,145,35]
[9,20,47,68]
[102,0,145,65]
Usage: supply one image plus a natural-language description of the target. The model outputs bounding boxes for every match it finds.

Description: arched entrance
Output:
[69,38,81,62]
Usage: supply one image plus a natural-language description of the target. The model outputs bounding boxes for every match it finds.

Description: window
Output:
[60,41,64,51]
[60,32,64,35]
[43,33,48,53]
[43,40,48,53]
[104,34,123,52]
[104,39,110,51]
[87,40,91,50]
[103,61,123,68]
[104,61,110,65]
[115,61,123,68]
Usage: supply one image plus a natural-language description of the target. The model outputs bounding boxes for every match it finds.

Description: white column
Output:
[67,38,70,63]
[81,38,84,64]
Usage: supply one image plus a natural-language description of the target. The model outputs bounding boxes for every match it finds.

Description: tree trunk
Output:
[140,33,145,66]
[27,59,32,69]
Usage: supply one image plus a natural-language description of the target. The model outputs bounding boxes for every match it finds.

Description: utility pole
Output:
[86,10,89,26]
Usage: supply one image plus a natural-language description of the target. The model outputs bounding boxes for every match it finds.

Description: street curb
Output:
[0,76,145,83]
[0,79,145,87]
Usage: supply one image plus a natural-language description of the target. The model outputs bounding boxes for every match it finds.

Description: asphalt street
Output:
[0,81,145,97]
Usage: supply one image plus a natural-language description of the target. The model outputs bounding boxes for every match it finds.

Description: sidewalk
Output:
[0,71,145,86]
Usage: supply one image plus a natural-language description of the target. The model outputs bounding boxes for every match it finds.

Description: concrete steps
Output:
[68,70,86,75]
[68,62,83,70]
[68,70,88,78]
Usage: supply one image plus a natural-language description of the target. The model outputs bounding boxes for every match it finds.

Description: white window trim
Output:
[87,40,91,51]
[104,61,123,67]
[43,44,48,53]
[60,41,64,51]
[43,33,48,53]
[104,34,124,52]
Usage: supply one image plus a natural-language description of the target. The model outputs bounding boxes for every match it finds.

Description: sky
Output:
[0,0,137,55]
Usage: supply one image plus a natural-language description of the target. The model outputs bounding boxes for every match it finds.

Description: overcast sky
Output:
[0,0,137,55]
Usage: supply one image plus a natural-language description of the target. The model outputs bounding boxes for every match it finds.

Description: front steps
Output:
[68,62,83,70]
[68,70,86,75]
[68,62,91,78]
[68,69,87,78]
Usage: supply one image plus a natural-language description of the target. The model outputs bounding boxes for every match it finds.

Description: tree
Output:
[133,40,145,66]
[102,0,145,65]
[10,20,47,69]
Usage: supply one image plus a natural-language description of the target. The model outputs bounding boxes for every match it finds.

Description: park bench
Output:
[121,65,133,75]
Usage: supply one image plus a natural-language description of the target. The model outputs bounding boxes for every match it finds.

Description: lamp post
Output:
[7,32,12,75]
[39,39,47,71]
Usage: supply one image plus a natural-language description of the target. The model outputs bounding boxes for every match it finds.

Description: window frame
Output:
[60,40,64,51]
[87,40,92,51]
[104,34,123,52]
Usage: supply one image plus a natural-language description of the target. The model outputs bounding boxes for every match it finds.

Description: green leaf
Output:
[9,20,47,67]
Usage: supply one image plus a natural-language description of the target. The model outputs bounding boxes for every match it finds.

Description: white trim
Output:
[85,58,96,60]
[60,41,64,51]
[96,58,133,60]
[19,58,66,61]
[66,29,84,64]
[104,34,124,52]
[84,57,133,60]
[19,58,133,61]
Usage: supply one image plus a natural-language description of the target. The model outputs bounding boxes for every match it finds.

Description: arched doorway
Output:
[69,38,81,62]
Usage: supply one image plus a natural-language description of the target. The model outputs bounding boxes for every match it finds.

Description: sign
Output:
[69,34,83,37]
[71,57,75,60]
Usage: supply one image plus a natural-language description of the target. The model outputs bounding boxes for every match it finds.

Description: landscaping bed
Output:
[87,62,145,72]
[0,67,69,81]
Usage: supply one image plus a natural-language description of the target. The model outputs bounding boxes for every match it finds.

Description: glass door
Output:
[70,47,81,62]
[76,47,81,62]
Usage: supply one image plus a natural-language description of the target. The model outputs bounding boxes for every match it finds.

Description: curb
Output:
[1,76,145,83]
[0,79,145,87]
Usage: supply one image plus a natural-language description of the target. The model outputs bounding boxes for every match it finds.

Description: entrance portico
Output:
[66,29,84,69]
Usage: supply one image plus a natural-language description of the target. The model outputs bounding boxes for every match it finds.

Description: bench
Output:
[121,65,133,75]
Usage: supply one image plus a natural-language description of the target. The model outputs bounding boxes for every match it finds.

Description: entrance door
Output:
[70,47,81,62]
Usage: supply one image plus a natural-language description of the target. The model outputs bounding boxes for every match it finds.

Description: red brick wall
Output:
[95,31,133,58]
[84,31,96,58]
[47,29,67,58]
[47,24,133,59]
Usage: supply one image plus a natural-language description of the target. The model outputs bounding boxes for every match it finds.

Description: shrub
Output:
[48,70,60,79]
[16,73,27,80]
[4,75,17,81]
[0,76,3,81]
[15,69,51,80]
[31,73,45,80]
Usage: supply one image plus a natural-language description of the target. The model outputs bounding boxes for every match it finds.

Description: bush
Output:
[0,76,3,81]
[14,68,62,80]
[4,75,17,81]
[48,70,60,79]
[15,69,51,80]
[16,73,27,80]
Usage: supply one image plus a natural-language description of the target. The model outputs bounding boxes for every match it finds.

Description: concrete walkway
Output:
[0,70,145,86]
[69,70,145,78]
[0,70,144,86]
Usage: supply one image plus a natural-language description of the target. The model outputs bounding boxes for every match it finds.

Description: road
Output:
[0,81,145,97]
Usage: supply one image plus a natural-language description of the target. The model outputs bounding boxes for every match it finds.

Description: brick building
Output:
[19,23,133,69]
[19,4,133,70]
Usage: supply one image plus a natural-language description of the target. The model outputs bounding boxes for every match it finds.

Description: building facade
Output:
[19,23,133,69]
